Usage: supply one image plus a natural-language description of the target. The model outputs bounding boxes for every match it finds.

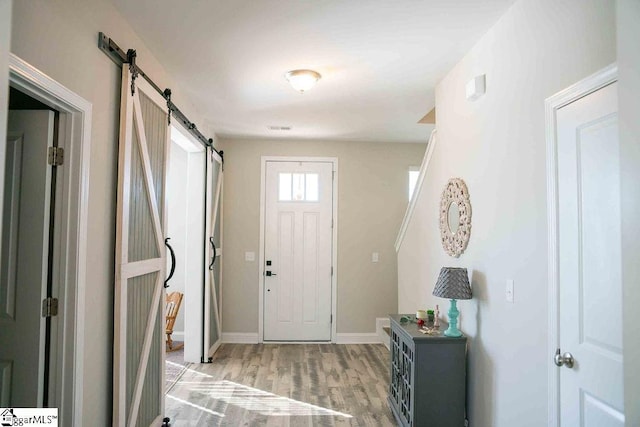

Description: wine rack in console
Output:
[388,314,467,427]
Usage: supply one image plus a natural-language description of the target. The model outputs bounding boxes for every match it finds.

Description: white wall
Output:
[183,149,205,360]
[166,143,188,331]
[396,0,615,425]
[10,0,211,423]
[618,1,640,425]
[184,152,206,293]
[219,138,426,336]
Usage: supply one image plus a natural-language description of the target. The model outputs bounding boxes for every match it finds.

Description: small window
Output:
[305,174,319,201]
[409,168,420,200]
[292,173,305,201]
[279,172,319,202]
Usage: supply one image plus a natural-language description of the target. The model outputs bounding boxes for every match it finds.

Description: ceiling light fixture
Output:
[285,69,321,93]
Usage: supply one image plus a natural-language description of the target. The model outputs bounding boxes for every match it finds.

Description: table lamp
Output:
[432,267,472,337]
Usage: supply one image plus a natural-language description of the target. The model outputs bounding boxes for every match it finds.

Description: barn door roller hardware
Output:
[98,32,223,162]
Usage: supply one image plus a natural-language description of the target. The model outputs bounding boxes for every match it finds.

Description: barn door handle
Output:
[164,238,176,288]
[209,237,217,270]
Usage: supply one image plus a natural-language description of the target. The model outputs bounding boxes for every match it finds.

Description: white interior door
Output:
[263,160,333,341]
[203,148,223,359]
[557,81,624,425]
[113,69,169,427]
[0,110,54,406]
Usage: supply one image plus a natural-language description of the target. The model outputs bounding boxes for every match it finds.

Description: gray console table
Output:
[388,314,467,427]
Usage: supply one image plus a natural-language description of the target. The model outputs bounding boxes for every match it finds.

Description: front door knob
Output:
[554,348,575,368]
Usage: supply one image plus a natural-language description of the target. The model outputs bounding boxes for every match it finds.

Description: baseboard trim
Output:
[221,331,389,345]
[334,333,380,344]
[376,318,391,350]
[222,332,260,344]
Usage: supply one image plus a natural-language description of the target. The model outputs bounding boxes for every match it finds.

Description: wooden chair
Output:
[165,292,184,352]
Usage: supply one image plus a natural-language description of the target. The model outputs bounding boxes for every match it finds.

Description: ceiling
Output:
[111,0,515,143]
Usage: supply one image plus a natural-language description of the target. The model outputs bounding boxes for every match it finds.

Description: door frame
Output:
[0,0,10,193]
[258,156,338,343]
[167,124,213,363]
[6,54,91,425]
[545,63,617,427]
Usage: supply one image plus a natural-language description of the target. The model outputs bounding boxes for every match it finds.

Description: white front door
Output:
[557,81,624,425]
[0,110,54,406]
[263,160,333,341]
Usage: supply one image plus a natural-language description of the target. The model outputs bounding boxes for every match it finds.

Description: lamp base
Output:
[444,299,463,337]
[444,327,463,337]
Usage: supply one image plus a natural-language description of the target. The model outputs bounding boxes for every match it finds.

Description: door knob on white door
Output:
[554,348,575,368]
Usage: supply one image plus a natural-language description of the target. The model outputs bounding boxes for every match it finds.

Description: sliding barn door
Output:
[113,68,169,427]
[203,148,223,359]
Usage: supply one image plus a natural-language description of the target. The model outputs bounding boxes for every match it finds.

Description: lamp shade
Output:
[432,267,472,300]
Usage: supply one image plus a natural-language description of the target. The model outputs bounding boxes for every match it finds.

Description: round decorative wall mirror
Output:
[447,201,460,233]
[439,178,471,257]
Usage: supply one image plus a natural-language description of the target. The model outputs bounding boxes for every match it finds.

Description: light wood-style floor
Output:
[165,343,396,426]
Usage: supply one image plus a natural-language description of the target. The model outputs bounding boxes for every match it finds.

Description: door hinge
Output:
[331,266,334,276]
[330,314,333,324]
[48,147,64,166]
[42,297,59,318]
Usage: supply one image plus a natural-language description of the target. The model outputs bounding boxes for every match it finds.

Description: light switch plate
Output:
[506,279,514,303]
[245,251,255,262]
[372,252,379,263]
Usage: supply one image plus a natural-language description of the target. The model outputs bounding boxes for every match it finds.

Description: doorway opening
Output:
[164,124,206,402]
[0,55,92,426]
[165,124,206,364]
[167,126,206,363]
[0,87,59,408]
[164,123,224,400]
